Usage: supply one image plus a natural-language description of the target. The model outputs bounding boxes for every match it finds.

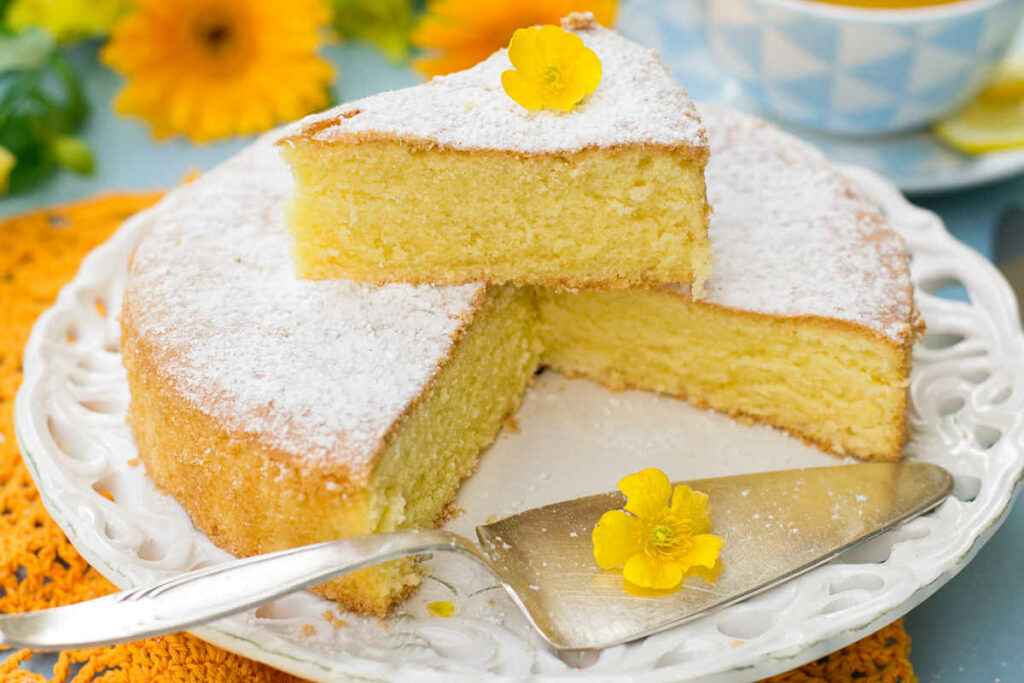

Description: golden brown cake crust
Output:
[280,122,711,163]
[122,311,398,614]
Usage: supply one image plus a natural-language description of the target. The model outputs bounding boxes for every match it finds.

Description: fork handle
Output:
[0,529,486,651]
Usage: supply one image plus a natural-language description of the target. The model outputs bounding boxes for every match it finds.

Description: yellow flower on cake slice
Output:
[279,13,711,292]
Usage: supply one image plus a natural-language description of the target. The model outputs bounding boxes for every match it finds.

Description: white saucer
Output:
[774,121,1024,195]
[619,0,1024,195]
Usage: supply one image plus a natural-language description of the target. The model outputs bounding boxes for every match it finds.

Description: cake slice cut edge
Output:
[123,284,542,616]
[279,13,711,293]
[537,287,916,462]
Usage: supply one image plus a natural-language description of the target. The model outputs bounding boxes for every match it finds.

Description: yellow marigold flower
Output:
[412,0,618,78]
[101,0,335,144]
[593,468,724,591]
[6,0,130,42]
[501,25,601,112]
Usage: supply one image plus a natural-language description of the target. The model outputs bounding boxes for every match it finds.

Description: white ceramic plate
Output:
[619,0,1024,195]
[14,165,1024,682]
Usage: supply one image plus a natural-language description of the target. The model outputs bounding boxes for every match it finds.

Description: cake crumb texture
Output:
[281,19,711,290]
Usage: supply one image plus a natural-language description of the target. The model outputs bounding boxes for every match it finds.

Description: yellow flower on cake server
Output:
[593,468,723,591]
[501,25,601,112]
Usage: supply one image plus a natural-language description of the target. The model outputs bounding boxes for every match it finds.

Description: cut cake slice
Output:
[279,13,710,292]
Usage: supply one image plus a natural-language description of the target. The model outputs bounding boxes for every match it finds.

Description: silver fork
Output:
[0,463,951,652]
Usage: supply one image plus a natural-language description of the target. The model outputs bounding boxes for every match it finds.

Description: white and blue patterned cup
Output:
[704,0,1024,135]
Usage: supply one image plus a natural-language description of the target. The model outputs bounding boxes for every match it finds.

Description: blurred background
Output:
[2,0,1023,215]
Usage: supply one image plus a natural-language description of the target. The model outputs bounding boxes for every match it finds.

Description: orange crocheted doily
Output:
[0,194,917,682]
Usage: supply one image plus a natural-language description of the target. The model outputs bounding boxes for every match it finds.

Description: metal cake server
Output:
[0,462,950,652]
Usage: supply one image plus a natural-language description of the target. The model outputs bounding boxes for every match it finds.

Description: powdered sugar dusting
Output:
[125,134,484,478]
[298,15,705,154]
[123,105,915,475]
[699,104,916,343]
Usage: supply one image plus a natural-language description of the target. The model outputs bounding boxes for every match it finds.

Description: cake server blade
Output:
[476,461,951,650]
[0,463,950,653]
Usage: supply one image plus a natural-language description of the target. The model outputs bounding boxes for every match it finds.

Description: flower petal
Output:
[537,24,579,68]
[570,42,602,99]
[501,69,544,111]
[620,468,672,519]
[623,554,684,590]
[686,560,723,585]
[678,534,724,570]
[670,485,712,534]
[507,26,542,75]
[548,87,580,112]
[592,510,641,569]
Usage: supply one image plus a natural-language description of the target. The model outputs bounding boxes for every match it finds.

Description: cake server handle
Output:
[0,529,491,651]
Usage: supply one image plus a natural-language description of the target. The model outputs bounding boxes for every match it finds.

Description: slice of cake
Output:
[122,141,542,615]
[121,106,919,618]
[279,13,710,292]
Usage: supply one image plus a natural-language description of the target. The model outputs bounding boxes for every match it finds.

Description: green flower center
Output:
[543,65,562,88]
[645,514,694,558]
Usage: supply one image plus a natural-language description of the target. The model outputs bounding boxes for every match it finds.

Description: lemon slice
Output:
[979,58,1024,103]
[934,98,1024,155]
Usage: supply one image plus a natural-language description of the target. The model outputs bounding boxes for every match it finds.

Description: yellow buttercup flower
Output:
[412,0,618,78]
[6,0,131,42]
[593,468,724,591]
[102,0,335,143]
[501,25,601,112]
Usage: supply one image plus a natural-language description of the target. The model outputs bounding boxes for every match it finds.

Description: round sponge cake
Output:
[121,104,920,615]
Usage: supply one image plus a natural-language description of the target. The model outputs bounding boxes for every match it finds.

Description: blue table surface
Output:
[3,44,1022,682]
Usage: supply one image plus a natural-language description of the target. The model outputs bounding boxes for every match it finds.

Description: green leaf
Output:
[331,0,416,62]
[0,31,90,194]
[0,28,55,74]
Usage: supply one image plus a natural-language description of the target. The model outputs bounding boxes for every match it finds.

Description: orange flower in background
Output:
[102,0,335,143]
[412,0,618,78]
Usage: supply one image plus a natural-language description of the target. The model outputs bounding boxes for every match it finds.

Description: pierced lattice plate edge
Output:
[13,164,1024,682]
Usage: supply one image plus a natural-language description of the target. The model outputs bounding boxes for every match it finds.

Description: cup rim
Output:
[762,0,1011,23]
